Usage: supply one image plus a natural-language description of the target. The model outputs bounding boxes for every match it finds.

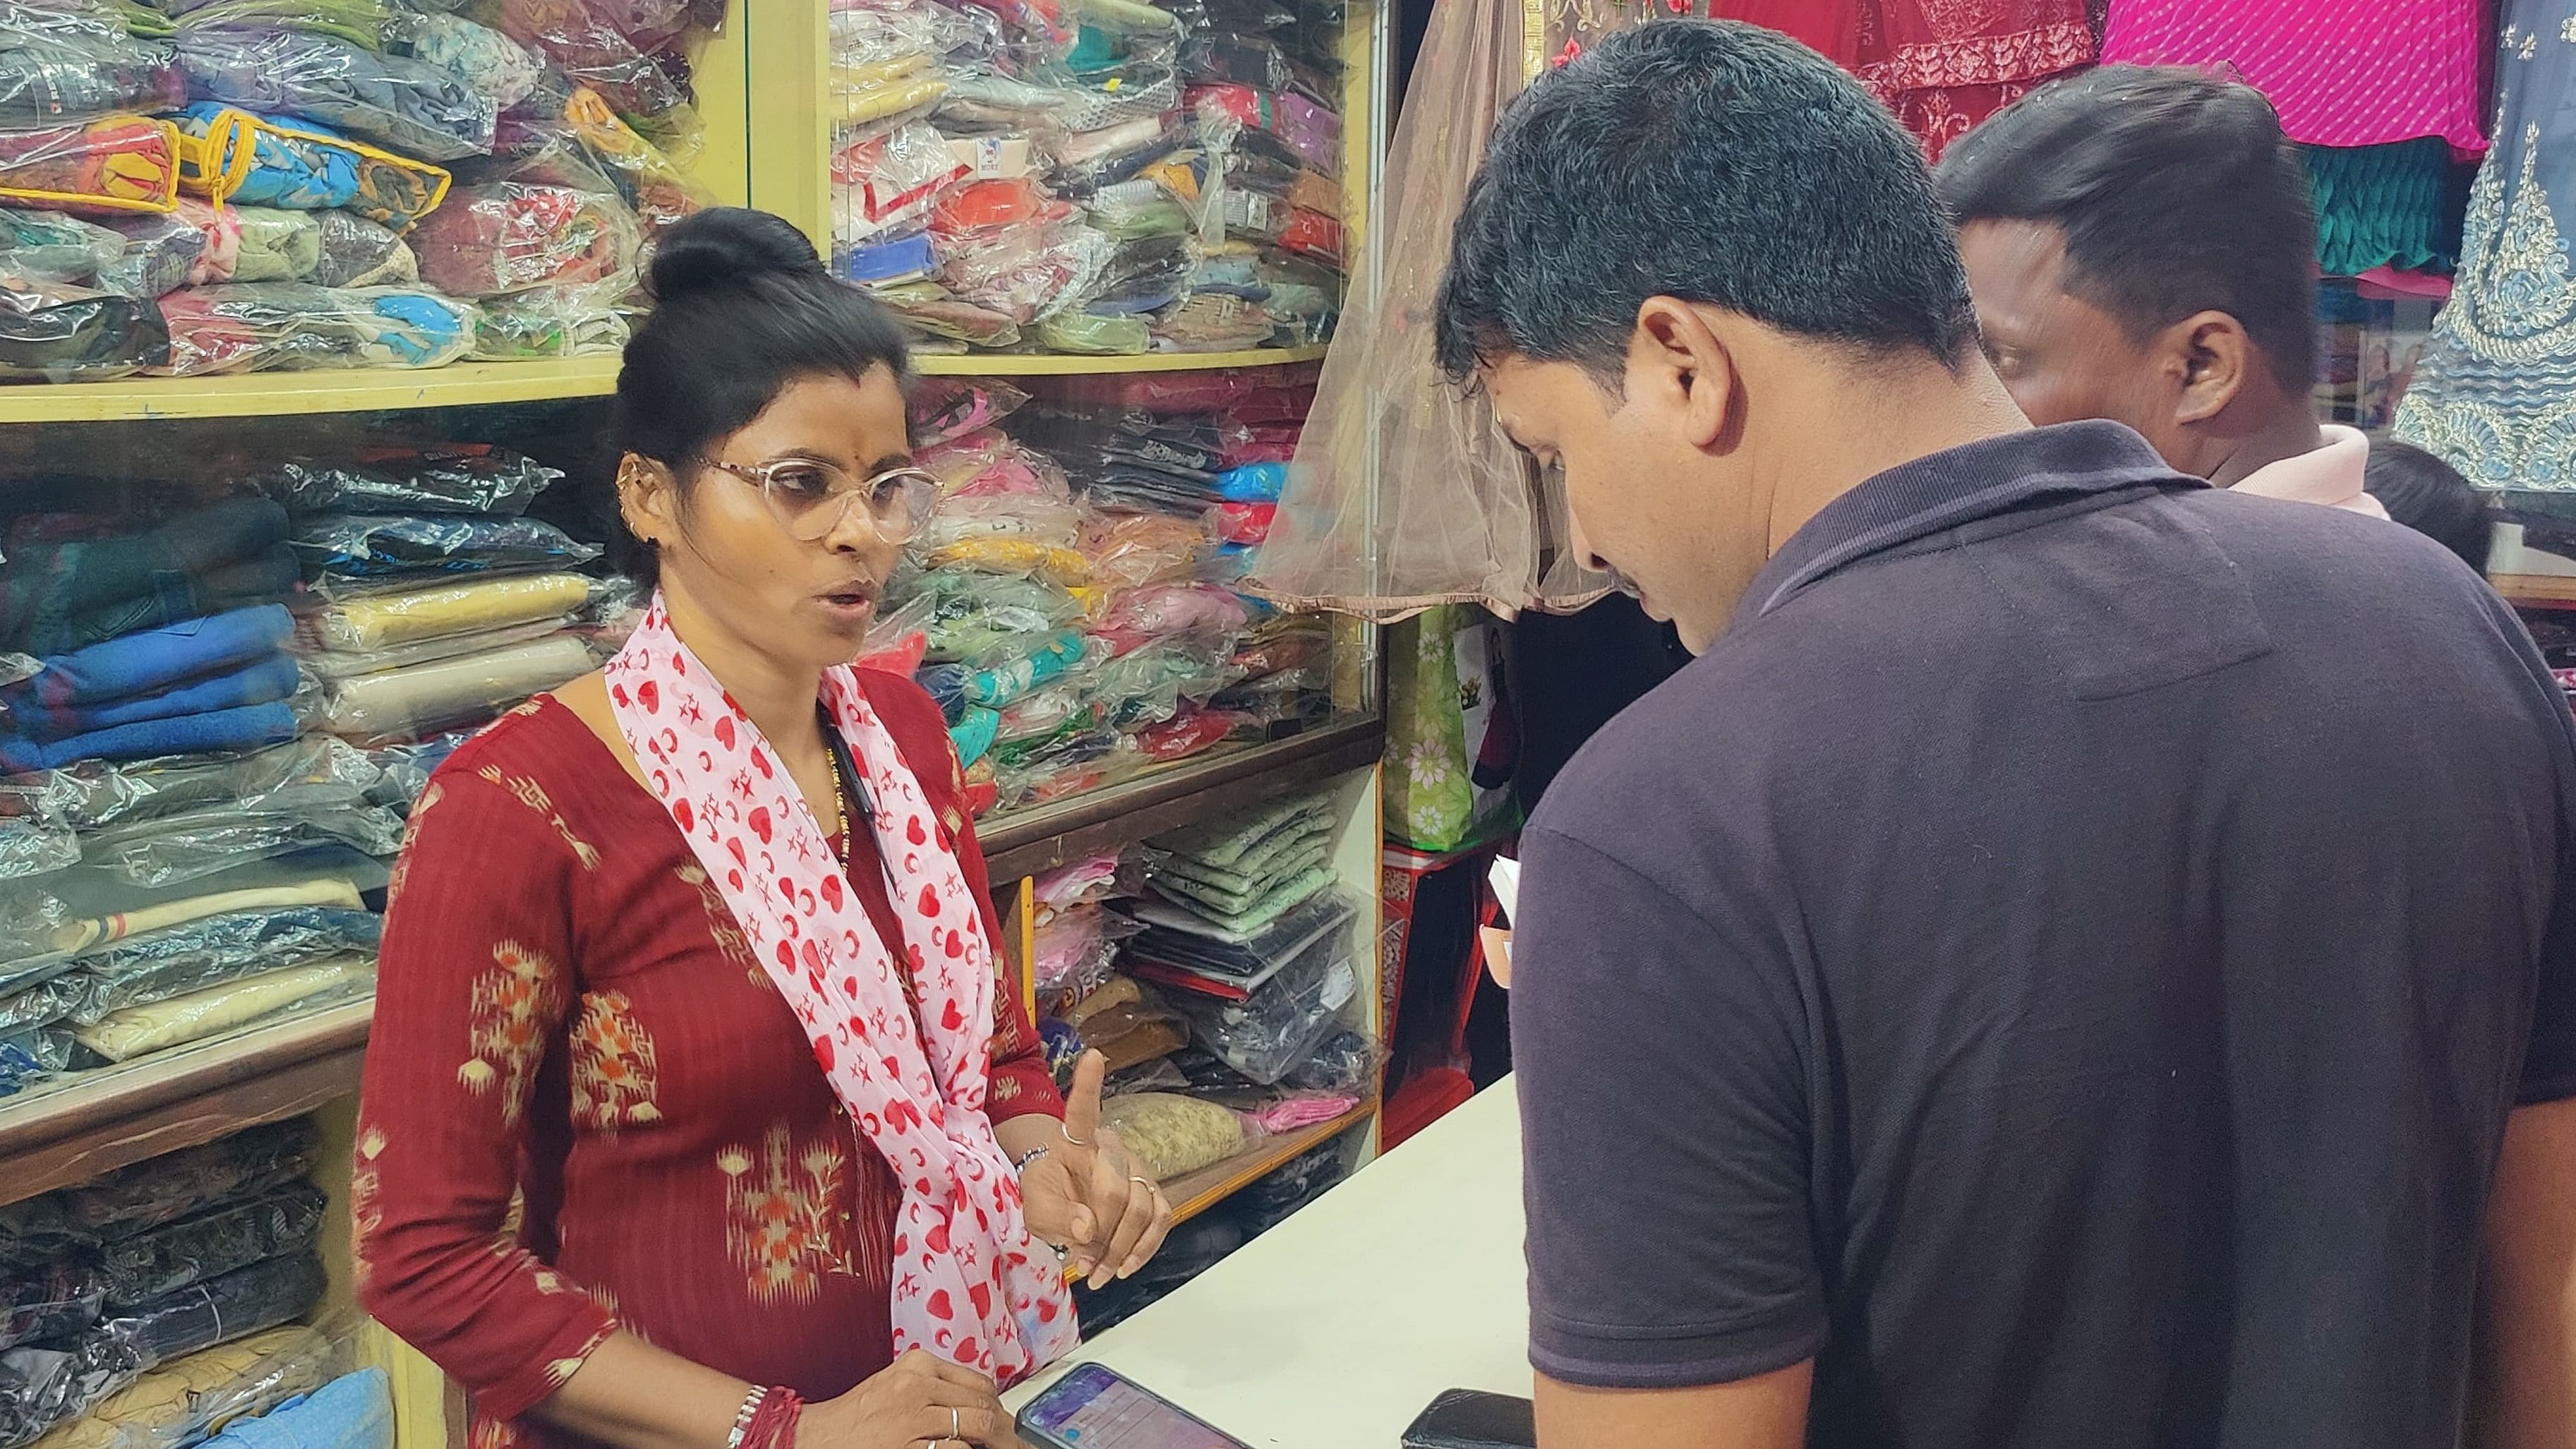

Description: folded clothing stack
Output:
[1137,789,1336,939]
[268,447,600,745]
[0,607,301,775]
[0,0,723,385]
[0,1120,335,1449]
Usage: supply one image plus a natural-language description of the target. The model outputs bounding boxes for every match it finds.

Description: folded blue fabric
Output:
[8,605,296,709]
[0,701,303,773]
[13,652,301,743]
[203,1367,392,1449]
[1216,462,1286,503]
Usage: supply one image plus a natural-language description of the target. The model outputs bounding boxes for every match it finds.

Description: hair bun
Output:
[648,207,825,301]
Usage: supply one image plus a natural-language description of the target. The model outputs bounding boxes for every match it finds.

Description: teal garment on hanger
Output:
[2394,0,2576,489]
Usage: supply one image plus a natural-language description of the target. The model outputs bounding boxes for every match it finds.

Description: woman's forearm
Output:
[537,1332,758,1449]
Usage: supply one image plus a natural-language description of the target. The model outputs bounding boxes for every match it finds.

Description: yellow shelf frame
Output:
[0,346,1332,424]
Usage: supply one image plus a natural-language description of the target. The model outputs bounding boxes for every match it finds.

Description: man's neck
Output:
[1764,360,2031,554]
[2206,408,2329,488]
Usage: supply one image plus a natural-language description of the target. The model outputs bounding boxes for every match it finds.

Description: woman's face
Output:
[624,366,911,673]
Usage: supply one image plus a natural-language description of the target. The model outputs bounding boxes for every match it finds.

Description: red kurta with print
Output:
[354,674,1062,1448]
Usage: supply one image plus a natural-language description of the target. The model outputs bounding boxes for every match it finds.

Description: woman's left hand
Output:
[1016,1051,1174,1282]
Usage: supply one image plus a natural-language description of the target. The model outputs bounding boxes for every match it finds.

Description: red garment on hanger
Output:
[1714,1,2096,160]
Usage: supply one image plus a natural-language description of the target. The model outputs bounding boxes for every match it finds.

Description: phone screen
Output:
[1016,1365,1251,1449]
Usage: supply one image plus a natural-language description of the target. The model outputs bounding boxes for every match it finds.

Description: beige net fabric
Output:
[1244,0,1654,620]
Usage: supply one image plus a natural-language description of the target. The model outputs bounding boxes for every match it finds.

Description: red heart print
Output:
[775,941,795,968]
[927,1290,954,1321]
[747,807,773,844]
[726,837,746,867]
[802,939,824,972]
[841,977,858,999]
[727,869,743,891]
[969,1283,991,1318]
[1036,1299,1059,1323]
[906,944,927,973]
[751,747,773,779]
[610,683,628,707]
[917,885,940,917]
[715,716,735,750]
[906,816,926,846]
[957,1337,980,1365]
[812,1036,835,1071]
[820,874,844,910]
[673,799,693,832]
[944,930,963,959]
[637,680,659,714]
[940,999,965,1031]
[926,1221,950,1253]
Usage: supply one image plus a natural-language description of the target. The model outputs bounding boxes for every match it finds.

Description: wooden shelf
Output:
[0,999,372,1207]
[0,359,624,424]
[913,347,1328,377]
[0,345,1328,423]
[2497,572,2576,609]
[1162,1100,1376,1229]
[979,716,1385,880]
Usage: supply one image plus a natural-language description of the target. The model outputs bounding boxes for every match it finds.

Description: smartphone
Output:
[1014,1364,1253,1449]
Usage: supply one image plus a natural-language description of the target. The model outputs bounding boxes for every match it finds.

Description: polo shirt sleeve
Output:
[1509,823,1825,1390]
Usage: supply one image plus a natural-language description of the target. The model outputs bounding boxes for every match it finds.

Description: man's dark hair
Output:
[1936,66,2320,392]
[2368,440,2496,574]
[1433,19,1977,383]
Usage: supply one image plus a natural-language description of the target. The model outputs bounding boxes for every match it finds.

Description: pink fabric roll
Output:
[2102,0,2490,154]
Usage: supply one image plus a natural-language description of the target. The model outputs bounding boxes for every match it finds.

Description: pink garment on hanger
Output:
[1855,0,2098,160]
[2102,0,2489,154]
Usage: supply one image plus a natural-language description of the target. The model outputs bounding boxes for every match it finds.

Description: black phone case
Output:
[1400,1389,1538,1449]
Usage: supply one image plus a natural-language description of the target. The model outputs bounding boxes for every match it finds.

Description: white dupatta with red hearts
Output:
[607,596,1076,1383]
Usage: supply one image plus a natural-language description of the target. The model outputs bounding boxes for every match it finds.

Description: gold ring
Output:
[1130,1176,1152,1188]
[1062,1126,1092,1147]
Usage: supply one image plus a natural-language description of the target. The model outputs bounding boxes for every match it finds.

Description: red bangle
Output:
[741,1388,803,1449]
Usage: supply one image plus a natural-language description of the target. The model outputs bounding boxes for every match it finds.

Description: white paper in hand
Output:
[1488,855,1520,923]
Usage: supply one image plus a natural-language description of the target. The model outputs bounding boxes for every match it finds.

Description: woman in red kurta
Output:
[358,210,1172,1449]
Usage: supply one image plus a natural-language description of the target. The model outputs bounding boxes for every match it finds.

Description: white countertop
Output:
[1009,1081,1531,1447]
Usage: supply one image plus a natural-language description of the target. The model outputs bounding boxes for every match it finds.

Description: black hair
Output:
[608,207,911,581]
[1935,66,2320,394]
[2368,439,2495,574]
[1433,19,1977,384]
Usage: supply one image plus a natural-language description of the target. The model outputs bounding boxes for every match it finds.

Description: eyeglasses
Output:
[699,457,944,543]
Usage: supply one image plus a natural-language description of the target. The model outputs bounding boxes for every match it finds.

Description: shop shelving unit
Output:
[0,0,1388,1442]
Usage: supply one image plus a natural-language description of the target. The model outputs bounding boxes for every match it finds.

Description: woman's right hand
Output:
[797,1349,1017,1448]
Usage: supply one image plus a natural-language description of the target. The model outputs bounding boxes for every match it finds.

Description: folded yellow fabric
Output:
[323,633,593,742]
[313,574,590,651]
[76,955,373,1063]
[32,1326,330,1449]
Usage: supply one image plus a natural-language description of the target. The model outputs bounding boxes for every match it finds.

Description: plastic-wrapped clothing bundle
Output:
[0,654,300,747]
[70,1251,327,1393]
[0,211,121,289]
[0,785,76,882]
[121,201,233,287]
[0,1028,75,1098]
[1167,923,1354,1084]
[215,208,317,283]
[303,212,413,288]
[318,630,591,741]
[27,736,376,833]
[152,0,421,52]
[171,25,498,163]
[64,908,380,1023]
[155,282,476,375]
[1095,1092,1243,1179]
[170,105,449,232]
[95,1184,325,1309]
[74,955,372,1061]
[25,1324,332,1449]
[0,1119,319,1264]
[409,12,543,112]
[0,1263,102,1354]
[0,6,185,128]
[0,270,168,382]
[494,0,693,126]
[80,790,401,882]
[0,605,291,715]
[408,180,642,300]
[0,116,181,216]
[1,498,293,657]
[261,447,558,518]
[302,617,564,680]
[88,213,202,296]
[310,572,589,651]
[196,1364,389,1449]
[290,514,599,589]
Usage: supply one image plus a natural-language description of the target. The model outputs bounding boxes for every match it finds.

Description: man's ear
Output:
[2165,310,2256,426]
[618,453,680,553]
[1629,296,1741,452]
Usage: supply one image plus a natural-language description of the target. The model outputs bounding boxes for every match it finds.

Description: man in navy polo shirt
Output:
[1438,20,2576,1449]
